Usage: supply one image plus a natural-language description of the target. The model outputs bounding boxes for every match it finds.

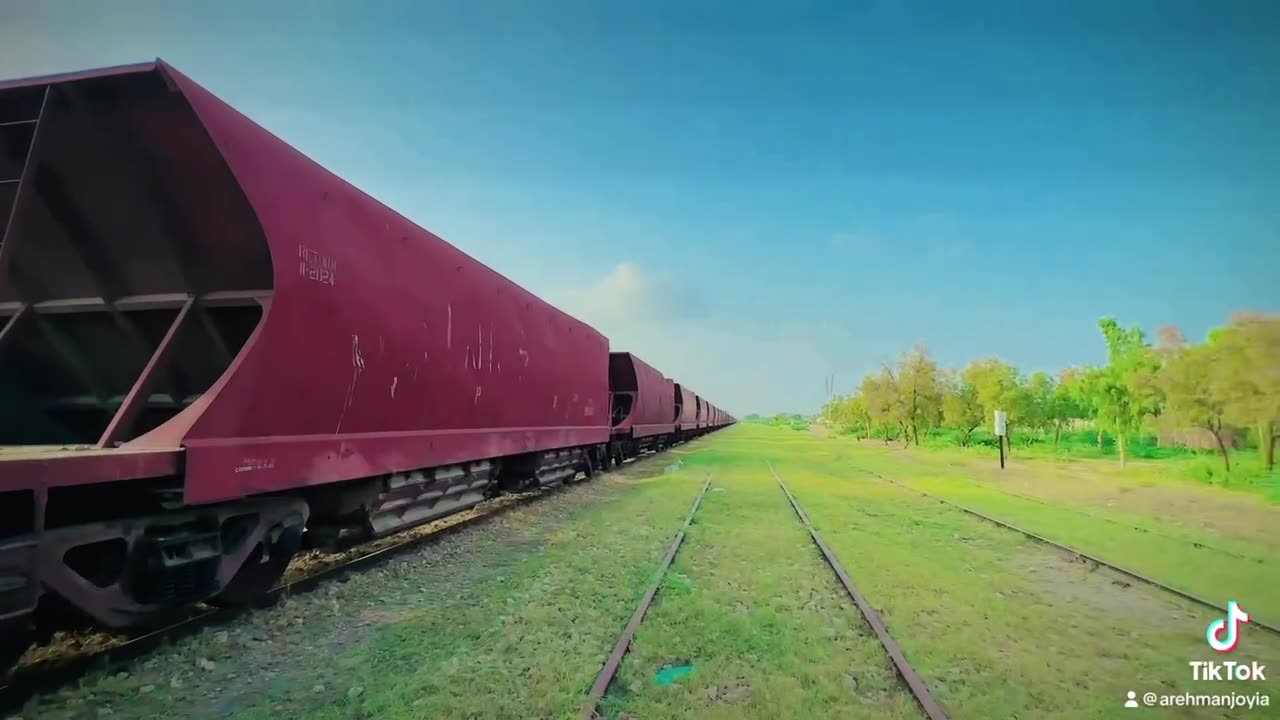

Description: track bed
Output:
[14,426,1280,719]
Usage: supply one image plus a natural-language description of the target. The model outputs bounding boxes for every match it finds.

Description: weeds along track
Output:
[580,473,714,719]
[924,462,1266,564]
[766,461,949,720]
[0,450,678,715]
[844,462,1280,638]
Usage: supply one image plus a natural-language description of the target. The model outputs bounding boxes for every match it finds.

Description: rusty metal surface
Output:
[768,461,950,720]
[581,474,712,719]
[0,446,180,492]
[852,463,1280,639]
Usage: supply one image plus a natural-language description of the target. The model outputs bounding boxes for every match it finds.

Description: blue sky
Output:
[5,1,1278,415]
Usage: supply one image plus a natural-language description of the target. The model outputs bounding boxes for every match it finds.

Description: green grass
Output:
[603,458,921,719]
[825,461,1280,621]
[246,463,709,720]
[782,469,1280,718]
[755,426,1280,718]
[914,427,1280,500]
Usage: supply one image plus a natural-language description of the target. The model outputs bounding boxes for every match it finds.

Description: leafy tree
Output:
[1089,317,1164,466]
[886,345,943,446]
[843,393,871,438]
[1160,340,1232,470]
[820,393,872,438]
[1025,371,1056,433]
[941,369,983,445]
[1048,367,1088,447]
[960,358,1025,447]
[1212,313,1280,470]
[860,370,899,445]
[819,395,844,427]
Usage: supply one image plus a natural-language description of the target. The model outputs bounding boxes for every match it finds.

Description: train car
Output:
[674,383,697,437]
[607,352,675,460]
[0,60,613,672]
[669,378,684,429]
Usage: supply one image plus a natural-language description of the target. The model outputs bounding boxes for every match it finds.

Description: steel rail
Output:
[846,463,1280,638]
[580,473,713,719]
[0,445,693,714]
[916,460,1266,564]
[767,461,949,720]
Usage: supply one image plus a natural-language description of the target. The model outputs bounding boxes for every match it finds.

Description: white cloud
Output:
[549,262,705,328]
[544,262,827,416]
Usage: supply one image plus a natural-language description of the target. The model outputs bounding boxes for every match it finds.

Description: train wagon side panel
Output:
[156,64,611,503]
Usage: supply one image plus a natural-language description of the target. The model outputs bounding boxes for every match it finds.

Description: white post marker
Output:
[994,410,1008,469]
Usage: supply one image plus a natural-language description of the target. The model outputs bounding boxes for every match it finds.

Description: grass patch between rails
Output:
[604,457,923,720]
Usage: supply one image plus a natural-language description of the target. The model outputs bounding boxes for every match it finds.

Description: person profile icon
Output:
[1124,691,1139,708]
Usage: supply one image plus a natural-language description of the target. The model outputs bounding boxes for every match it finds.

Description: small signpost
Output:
[994,410,1008,469]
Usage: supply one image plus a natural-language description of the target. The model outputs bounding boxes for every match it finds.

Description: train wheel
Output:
[209,527,303,607]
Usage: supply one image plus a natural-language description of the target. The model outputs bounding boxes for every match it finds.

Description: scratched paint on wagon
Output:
[297,244,337,285]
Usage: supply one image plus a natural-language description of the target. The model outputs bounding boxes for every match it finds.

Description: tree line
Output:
[819,313,1279,471]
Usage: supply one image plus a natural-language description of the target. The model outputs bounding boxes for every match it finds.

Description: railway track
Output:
[580,473,713,719]
[583,463,950,719]
[767,461,949,720]
[0,451,674,715]
[844,462,1280,638]
[923,462,1267,564]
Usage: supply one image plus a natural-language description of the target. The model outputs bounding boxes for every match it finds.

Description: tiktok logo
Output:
[1207,601,1251,653]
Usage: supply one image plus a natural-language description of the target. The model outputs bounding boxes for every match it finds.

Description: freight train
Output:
[0,60,733,675]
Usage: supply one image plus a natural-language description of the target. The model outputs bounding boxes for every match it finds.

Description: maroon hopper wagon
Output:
[607,352,676,458]
[0,60,732,675]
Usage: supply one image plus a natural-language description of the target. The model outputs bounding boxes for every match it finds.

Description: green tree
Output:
[1047,367,1088,448]
[960,358,1025,447]
[819,395,845,427]
[1160,340,1232,471]
[1089,317,1164,466]
[1212,313,1280,470]
[860,370,899,444]
[1025,371,1056,433]
[886,346,943,446]
[941,369,983,445]
[842,393,871,438]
